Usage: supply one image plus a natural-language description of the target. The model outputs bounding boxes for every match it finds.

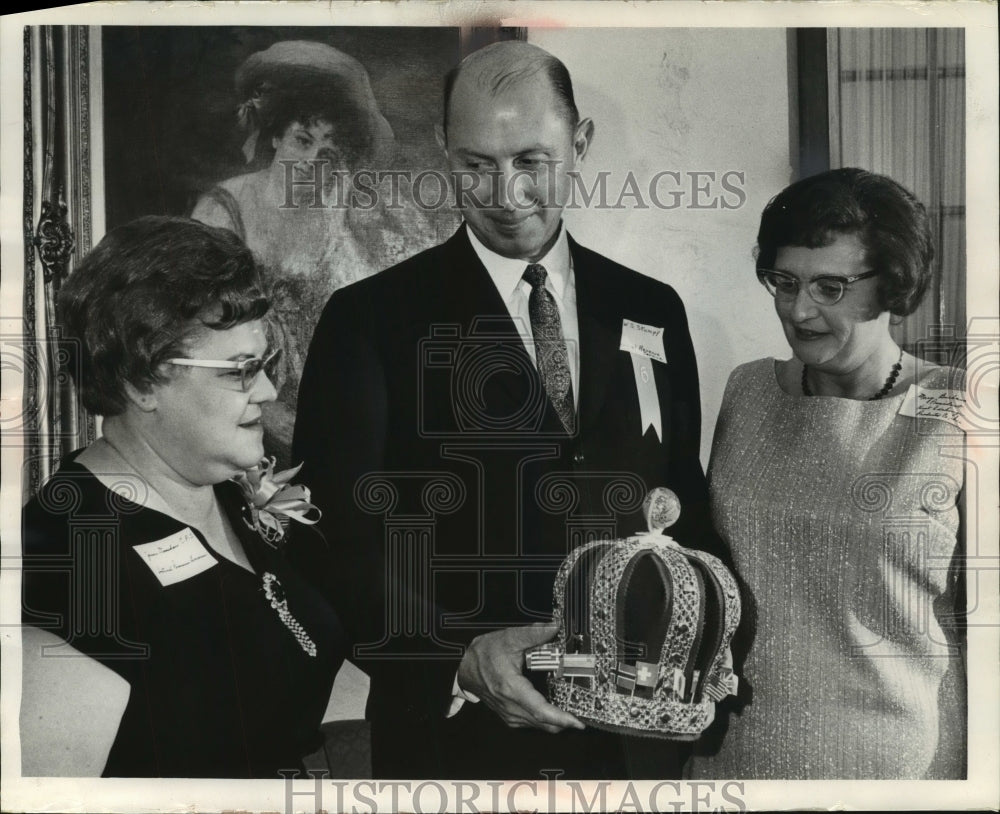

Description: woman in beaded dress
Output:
[691,169,966,779]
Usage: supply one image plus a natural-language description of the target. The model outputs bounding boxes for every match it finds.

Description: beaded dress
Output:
[691,358,965,779]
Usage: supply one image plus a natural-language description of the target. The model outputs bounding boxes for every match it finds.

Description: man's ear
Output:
[123,381,157,413]
[573,118,595,163]
[434,123,447,154]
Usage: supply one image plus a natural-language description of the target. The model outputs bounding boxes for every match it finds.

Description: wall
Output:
[529,28,794,464]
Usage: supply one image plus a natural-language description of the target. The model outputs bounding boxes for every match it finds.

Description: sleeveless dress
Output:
[22,455,347,777]
[690,358,966,779]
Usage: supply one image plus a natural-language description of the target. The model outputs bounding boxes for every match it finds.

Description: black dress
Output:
[21,455,347,778]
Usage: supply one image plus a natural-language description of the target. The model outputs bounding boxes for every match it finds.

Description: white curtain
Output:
[828,29,966,361]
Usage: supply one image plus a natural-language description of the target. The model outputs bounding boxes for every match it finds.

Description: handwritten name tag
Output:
[898,386,967,431]
[133,528,217,587]
[620,319,667,364]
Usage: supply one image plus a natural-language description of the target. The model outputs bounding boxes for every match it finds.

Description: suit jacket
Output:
[293,225,728,778]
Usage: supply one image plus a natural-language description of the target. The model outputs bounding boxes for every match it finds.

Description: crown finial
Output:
[643,487,681,535]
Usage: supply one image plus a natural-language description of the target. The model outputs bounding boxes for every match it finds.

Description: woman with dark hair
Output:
[192,40,395,254]
[691,168,966,778]
[191,40,424,461]
[20,216,346,777]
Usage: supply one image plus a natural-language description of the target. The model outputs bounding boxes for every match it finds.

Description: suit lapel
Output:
[438,225,513,320]
[574,236,674,445]
[572,236,622,435]
[438,227,565,435]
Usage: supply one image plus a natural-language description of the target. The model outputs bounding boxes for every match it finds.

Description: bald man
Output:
[294,41,731,779]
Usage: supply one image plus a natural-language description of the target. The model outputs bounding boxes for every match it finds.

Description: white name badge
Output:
[133,528,218,587]
[620,319,667,364]
[897,385,967,431]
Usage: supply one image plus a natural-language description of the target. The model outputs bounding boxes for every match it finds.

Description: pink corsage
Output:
[232,457,321,547]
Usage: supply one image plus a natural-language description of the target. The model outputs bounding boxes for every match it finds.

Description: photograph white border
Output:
[2,2,997,812]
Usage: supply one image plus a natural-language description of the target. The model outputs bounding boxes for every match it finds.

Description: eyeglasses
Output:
[756,268,879,306]
[166,348,282,392]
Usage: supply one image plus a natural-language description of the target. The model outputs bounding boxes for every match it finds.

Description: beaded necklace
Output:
[802,347,903,400]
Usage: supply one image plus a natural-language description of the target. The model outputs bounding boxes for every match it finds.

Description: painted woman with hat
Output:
[192,41,412,461]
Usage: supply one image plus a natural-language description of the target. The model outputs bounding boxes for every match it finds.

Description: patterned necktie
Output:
[523,263,576,433]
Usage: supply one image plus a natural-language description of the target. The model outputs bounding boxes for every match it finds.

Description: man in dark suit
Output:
[294,40,727,779]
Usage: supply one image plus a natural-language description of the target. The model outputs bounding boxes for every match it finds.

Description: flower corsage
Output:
[232,457,321,547]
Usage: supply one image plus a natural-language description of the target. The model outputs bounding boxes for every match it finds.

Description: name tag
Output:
[897,385,967,431]
[133,528,217,587]
[620,319,667,364]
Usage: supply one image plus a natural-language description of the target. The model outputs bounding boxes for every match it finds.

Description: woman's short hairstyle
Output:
[59,216,269,416]
[755,168,934,316]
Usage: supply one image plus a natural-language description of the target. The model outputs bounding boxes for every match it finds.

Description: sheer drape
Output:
[828,29,966,360]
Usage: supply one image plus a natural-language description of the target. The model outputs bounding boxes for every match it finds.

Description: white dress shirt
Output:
[466,223,580,407]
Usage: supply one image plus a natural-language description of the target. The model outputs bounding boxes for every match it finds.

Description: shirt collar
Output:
[466,222,572,304]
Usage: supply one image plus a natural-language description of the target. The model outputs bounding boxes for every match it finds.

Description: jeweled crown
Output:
[528,488,741,740]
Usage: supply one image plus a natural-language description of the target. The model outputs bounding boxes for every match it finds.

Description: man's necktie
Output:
[522,263,576,433]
